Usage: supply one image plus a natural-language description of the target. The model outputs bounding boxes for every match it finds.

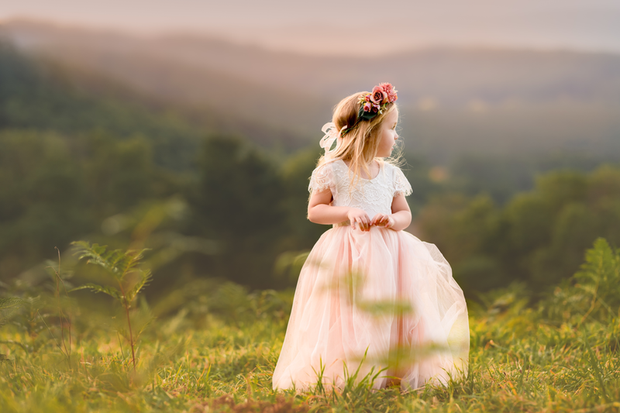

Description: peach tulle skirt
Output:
[272,225,469,391]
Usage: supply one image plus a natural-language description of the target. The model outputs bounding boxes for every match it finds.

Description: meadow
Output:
[1,238,618,413]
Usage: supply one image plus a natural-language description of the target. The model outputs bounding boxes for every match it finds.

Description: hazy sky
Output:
[3,0,620,54]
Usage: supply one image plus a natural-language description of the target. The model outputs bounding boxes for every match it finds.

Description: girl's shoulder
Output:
[380,159,397,172]
[379,159,403,176]
[322,158,347,168]
[381,160,413,196]
[309,159,345,193]
[313,158,349,177]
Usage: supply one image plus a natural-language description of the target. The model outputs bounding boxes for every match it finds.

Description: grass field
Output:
[1,239,619,412]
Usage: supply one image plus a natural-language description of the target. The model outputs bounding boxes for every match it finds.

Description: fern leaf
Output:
[72,241,133,281]
[72,241,114,271]
[69,283,122,300]
[0,297,23,310]
[117,249,150,282]
[107,250,128,276]
[72,241,151,284]
[126,270,152,303]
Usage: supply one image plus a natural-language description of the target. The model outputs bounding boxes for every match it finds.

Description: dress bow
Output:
[319,122,346,155]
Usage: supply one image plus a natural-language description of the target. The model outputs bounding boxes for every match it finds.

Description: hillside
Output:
[0,41,207,170]
[2,20,620,163]
[0,20,330,147]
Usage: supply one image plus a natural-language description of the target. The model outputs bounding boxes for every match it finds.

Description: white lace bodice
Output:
[308,159,412,221]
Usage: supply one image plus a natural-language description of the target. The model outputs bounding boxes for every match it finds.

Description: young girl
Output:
[272,84,469,391]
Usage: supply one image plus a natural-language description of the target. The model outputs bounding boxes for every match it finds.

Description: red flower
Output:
[370,86,388,104]
[379,83,398,103]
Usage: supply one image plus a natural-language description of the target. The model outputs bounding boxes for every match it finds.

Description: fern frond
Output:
[126,270,152,303]
[117,249,150,281]
[72,241,114,271]
[72,241,152,285]
[72,241,132,281]
[69,283,122,300]
[0,297,23,310]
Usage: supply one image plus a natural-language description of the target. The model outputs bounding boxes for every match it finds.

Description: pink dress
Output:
[272,159,469,391]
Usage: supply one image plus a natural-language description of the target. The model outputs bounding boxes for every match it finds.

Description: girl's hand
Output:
[371,213,395,229]
[347,208,371,231]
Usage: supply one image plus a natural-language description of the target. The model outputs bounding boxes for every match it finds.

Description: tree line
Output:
[418,166,620,295]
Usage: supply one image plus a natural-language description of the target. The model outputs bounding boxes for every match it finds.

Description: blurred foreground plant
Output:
[541,237,620,325]
[44,247,73,364]
[0,296,23,360]
[70,241,152,371]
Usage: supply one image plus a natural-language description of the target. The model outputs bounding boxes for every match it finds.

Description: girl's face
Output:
[376,108,399,157]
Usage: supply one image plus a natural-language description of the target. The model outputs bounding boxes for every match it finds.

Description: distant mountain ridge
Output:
[5,20,620,103]
[0,20,332,144]
[2,20,620,162]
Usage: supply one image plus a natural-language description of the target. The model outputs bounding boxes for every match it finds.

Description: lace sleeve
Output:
[393,166,413,197]
[308,163,334,194]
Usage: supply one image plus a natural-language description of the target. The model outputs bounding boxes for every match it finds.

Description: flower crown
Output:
[358,83,398,121]
[339,83,398,137]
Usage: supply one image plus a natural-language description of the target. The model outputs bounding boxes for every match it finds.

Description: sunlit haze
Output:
[2,0,620,55]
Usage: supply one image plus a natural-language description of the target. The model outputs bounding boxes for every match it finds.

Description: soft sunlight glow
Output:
[2,0,620,55]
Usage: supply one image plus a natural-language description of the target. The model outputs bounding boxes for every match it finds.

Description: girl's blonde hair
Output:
[317,91,399,187]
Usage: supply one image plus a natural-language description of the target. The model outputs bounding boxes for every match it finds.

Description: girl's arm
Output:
[370,193,412,231]
[307,188,372,231]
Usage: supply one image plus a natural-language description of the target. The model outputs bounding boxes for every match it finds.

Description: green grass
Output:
[1,239,619,412]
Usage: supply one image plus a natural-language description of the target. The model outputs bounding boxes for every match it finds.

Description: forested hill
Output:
[0,39,308,169]
[0,41,207,171]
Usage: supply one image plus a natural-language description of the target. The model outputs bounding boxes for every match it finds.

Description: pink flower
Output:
[372,103,380,113]
[370,86,388,104]
[364,94,371,102]
[379,83,398,103]
[363,102,372,112]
